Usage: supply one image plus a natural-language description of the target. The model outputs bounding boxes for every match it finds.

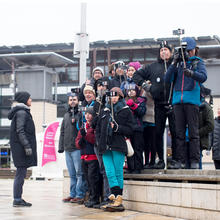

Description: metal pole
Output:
[11,61,16,99]
[79,2,87,86]
[54,71,58,102]
[163,119,168,170]
[43,69,46,131]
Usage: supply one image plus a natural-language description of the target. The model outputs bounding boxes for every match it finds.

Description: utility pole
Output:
[73,2,89,87]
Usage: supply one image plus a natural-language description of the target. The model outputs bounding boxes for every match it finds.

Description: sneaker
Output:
[154,160,165,169]
[13,199,32,207]
[62,196,74,203]
[70,197,84,204]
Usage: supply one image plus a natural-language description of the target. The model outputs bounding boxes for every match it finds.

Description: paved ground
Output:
[0,179,184,220]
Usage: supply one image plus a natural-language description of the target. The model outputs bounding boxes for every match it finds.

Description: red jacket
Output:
[75,122,97,161]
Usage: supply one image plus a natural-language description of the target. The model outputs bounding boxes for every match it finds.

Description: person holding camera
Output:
[79,67,104,101]
[133,41,176,169]
[8,91,37,207]
[120,61,141,96]
[58,93,85,203]
[75,107,100,208]
[125,85,146,174]
[110,61,127,88]
[165,37,207,169]
[96,87,133,212]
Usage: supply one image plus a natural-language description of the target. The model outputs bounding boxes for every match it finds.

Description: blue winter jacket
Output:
[165,56,207,106]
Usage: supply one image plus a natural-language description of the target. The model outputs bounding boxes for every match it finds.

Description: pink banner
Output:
[42,122,59,167]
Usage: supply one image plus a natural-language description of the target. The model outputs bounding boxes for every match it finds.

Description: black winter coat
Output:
[8,104,37,168]
[58,106,81,152]
[132,59,172,105]
[96,100,133,155]
[199,102,214,150]
[212,118,220,160]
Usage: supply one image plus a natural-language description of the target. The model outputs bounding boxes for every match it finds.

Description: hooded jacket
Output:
[165,56,207,105]
[96,99,133,155]
[132,58,173,105]
[8,103,37,168]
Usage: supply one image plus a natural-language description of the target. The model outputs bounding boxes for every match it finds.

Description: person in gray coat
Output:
[8,91,37,207]
[58,93,85,203]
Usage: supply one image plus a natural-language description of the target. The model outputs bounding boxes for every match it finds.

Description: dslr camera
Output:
[174,41,189,63]
[78,101,87,113]
[71,87,80,95]
[105,91,118,97]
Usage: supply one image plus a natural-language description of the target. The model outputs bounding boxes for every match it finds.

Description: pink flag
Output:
[42,122,59,167]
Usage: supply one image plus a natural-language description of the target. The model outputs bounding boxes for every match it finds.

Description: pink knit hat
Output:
[128,61,141,71]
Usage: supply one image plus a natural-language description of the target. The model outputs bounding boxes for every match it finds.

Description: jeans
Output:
[65,150,85,198]
[102,150,125,189]
[13,167,27,200]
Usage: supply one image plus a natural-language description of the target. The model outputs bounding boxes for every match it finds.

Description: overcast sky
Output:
[1,0,220,46]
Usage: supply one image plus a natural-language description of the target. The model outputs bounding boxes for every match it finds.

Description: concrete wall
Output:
[123,180,220,220]
[63,170,220,220]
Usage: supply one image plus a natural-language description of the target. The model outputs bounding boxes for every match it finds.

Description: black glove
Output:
[172,51,180,66]
[142,81,151,92]
[80,128,86,137]
[58,149,64,153]
[183,68,194,77]
[25,148,32,156]
[78,137,86,148]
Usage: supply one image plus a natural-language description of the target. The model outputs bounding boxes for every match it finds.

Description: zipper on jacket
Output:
[181,69,184,103]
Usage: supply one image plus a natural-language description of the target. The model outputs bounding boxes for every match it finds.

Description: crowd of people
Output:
[8,37,220,210]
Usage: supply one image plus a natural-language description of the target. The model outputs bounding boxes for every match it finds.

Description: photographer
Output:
[58,93,85,203]
[79,67,104,101]
[165,37,207,169]
[133,42,176,169]
[110,61,127,88]
[96,87,133,212]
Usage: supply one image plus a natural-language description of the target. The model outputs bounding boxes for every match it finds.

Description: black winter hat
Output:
[15,91,31,104]
[85,106,94,115]
[159,41,172,52]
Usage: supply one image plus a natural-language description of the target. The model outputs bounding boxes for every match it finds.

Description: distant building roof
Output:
[0,35,219,54]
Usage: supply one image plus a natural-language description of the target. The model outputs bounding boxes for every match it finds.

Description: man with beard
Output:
[133,41,176,169]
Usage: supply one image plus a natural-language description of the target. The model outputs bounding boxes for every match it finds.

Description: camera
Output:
[78,101,87,112]
[173,28,185,36]
[71,87,80,94]
[165,105,174,116]
[106,91,118,97]
[174,41,189,63]
[97,80,108,87]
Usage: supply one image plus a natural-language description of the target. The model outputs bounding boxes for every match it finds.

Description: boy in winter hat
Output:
[75,107,100,208]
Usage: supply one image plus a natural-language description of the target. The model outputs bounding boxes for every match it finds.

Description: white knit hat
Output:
[83,85,95,96]
[92,67,104,76]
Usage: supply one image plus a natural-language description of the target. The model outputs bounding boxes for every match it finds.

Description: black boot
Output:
[13,199,32,207]
[154,160,165,169]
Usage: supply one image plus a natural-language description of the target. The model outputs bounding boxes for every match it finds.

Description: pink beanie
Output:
[128,61,141,71]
